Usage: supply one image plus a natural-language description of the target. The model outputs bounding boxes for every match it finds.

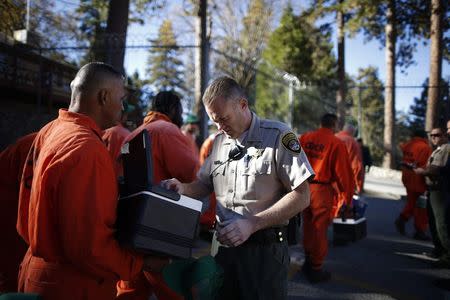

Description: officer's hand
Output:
[217,218,255,247]
[160,178,184,194]
[143,256,171,273]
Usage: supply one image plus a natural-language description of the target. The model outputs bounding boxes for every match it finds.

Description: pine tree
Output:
[146,20,185,94]
[76,0,110,63]
[255,5,337,131]
[409,78,450,131]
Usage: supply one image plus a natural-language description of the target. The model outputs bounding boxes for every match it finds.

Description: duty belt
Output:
[244,227,288,245]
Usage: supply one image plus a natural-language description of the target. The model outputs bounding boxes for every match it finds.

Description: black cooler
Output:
[116,129,202,258]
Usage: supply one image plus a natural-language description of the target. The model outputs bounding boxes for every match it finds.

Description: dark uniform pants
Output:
[214,240,289,300]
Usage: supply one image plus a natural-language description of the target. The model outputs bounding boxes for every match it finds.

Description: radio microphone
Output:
[210,144,247,175]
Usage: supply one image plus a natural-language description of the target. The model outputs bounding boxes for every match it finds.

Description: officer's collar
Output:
[246,112,262,144]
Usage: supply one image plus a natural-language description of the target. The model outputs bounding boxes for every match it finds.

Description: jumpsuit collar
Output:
[143,111,172,124]
[58,109,103,140]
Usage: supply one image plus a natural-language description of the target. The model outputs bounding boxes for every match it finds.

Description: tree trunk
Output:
[383,0,396,169]
[426,0,443,131]
[194,0,209,143]
[336,1,346,130]
[105,0,130,73]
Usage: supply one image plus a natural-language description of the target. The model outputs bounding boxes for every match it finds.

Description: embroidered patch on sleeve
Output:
[281,132,301,154]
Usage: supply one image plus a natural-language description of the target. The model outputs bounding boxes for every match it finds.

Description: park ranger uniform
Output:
[198,112,314,300]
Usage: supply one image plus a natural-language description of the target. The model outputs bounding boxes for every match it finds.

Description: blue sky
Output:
[121,1,449,114]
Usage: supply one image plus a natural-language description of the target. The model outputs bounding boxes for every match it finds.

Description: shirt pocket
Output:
[241,159,272,199]
[212,164,227,197]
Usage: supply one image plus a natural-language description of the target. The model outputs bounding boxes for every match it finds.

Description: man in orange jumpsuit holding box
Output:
[395,130,432,240]
[117,91,200,300]
[299,113,354,283]
[334,124,363,217]
[17,62,163,300]
[0,132,36,292]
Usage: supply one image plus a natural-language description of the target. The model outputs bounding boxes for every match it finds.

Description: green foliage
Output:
[345,0,443,69]
[255,5,337,132]
[0,0,22,35]
[76,0,109,63]
[408,78,450,130]
[146,19,185,93]
[349,66,384,165]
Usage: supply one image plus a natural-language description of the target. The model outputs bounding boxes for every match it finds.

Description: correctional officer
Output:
[414,127,450,268]
[163,76,313,300]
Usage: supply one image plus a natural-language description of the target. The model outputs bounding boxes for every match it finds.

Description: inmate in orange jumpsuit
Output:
[199,134,217,229]
[102,123,130,177]
[334,130,363,217]
[398,137,432,233]
[0,132,36,292]
[300,128,354,270]
[17,110,143,300]
[117,111,199,300]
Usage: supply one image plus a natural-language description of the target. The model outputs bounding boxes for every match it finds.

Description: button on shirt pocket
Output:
[241,159,272,200]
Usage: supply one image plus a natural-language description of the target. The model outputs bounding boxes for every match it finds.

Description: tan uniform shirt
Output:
[198,112,314,223]
[426,143,450,188]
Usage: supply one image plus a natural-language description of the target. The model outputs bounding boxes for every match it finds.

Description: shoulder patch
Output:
[281,132,301,154]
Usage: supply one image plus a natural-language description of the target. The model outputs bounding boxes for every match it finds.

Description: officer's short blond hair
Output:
[203,76,246,106]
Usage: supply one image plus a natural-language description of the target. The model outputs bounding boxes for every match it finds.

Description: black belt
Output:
[244,227,288,245]
[310,180,330,185]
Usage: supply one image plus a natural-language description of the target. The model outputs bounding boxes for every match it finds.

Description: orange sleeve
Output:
[55,144,143,280]
[331,141,355,206]
[157,128,200,183]
[199,137,214,165]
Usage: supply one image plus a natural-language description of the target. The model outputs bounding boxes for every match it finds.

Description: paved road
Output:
[194,173,450,300]
[287,174,450,300]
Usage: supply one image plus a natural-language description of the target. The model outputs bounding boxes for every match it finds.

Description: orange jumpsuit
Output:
[0,132,36,292]
[102,124,130,177]
[17,110,143,300]
[399,137,432,232]
[334,130,364,217]
[300,128,354,270]
[199,134,217,229]
[117,111,200,300]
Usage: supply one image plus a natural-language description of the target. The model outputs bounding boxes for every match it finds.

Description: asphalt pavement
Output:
[193,172,450,300]
[287,173,450,300]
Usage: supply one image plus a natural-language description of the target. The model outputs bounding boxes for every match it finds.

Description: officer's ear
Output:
[238,98,248,110]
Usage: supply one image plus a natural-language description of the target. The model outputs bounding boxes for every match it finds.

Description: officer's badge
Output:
[247,147,264,158]
[281,132,301,154]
